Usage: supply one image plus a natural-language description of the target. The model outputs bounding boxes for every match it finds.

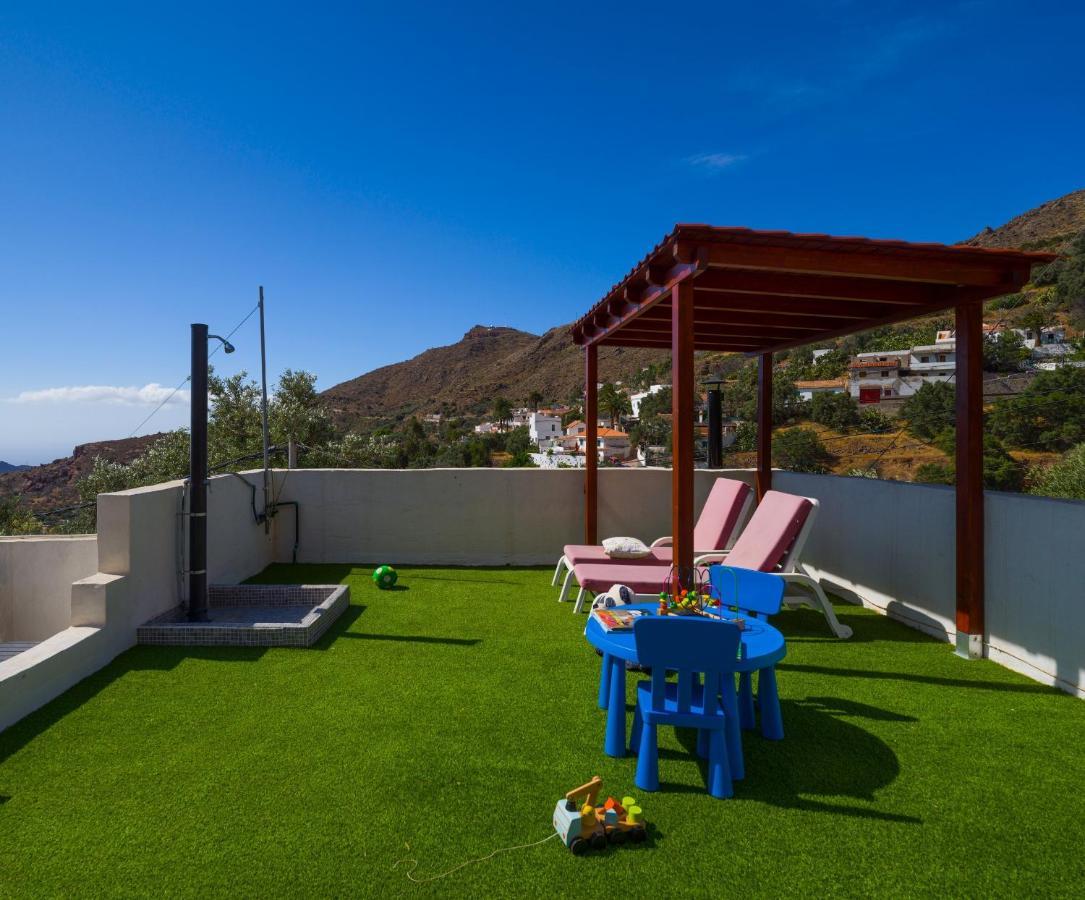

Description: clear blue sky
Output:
[2,0,1083,463]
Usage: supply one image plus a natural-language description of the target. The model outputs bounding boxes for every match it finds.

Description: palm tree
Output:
[598,382,631,428]
[527,390,543,411]
[492,397,512,431]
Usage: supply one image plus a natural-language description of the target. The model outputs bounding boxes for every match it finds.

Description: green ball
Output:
[372,565,398,590]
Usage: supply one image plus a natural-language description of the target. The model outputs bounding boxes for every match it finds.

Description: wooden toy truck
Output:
[552,776,647,854]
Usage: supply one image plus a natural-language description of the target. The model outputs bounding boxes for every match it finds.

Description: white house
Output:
[528,412,563,449]
[474,421,497,434]
[630,384,666,418]
[848,332,961,403]
[576,427,633,462]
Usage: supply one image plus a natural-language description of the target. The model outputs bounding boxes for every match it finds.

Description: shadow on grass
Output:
[650,697,922,824]
[0,602,370,777]
[778,662,1059,695]
[778,606,935,645]
[335,632,481,647]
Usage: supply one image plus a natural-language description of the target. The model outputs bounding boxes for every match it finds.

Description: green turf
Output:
[2,565,1083,898]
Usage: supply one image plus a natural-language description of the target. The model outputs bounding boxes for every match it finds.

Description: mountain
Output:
[963,188,1085,252]
[321,324,669,426]
[0,434,165,512]
[0,461,32,474]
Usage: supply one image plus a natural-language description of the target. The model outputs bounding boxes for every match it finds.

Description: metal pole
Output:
[258,286,271,532]
[188,323,209,622]
[707,386,722,468]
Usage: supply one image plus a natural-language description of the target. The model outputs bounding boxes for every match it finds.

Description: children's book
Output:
[591,607,645,632]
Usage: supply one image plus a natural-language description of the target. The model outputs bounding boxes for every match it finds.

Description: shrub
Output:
[810,392,860,431]
[1029,443,1085,500]
[773,428,832,474]
[900,381,956,441]
[858,407,894,434]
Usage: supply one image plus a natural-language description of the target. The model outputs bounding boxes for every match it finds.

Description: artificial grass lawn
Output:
[2,566,1084,898]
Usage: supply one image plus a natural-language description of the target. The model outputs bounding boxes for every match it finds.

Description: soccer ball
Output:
[591,583,635,611]
[372,565,398,590]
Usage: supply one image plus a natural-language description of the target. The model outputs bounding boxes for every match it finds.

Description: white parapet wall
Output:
[0,535,99,642]
[269,468,757,566]
[0,472,275,732]
[776,472,1085,698]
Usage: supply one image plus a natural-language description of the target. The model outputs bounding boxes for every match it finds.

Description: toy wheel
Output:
[609,829,627,845]
[632,827,647,843]
[590,833,606,850]
[569,837,587,855]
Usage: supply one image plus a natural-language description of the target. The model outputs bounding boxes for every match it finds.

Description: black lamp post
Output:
[702,375,724,469]
[188,324,234,622]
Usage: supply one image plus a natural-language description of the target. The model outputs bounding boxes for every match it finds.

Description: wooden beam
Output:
[955,302,984,658]
[573,261,701,345]
[756,353,772,500]
[584,345,598,545]
[621,321,819,341]
[690,267,961,304]
[672,280,695,591]
[641,305,839,331]
[693,243,1026,287]
[691,291,935,320]
[600,336,760,351]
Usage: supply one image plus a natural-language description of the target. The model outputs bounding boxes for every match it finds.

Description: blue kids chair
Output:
[629,616,743,799]
[709,565,786,739]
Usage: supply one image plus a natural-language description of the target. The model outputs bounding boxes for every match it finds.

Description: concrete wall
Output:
[0,471,274,732]
[0,536,99,641]
[777,472,1085,697]
[270,468,757,566]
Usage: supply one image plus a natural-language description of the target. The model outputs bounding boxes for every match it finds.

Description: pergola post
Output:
[756,352,773,500]
[671,281,695,587]
[584,345,598,544]
[955,302,984,658]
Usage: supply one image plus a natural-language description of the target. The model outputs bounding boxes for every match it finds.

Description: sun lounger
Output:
[568,490,853,638]
[553,478,753,602]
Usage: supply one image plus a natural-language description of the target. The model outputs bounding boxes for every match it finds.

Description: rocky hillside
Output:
[0,461,32,474]
[964,188,1085,252]
[322,324,668,426]
[0,434,164,512]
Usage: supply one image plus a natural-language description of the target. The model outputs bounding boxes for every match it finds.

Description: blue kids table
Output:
[585,604,787,759]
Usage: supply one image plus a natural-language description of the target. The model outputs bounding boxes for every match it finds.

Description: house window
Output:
[920,356,929,363]
[858,370,867,377]
[880,370,889,378]
[884,388,893,397]
[937,354,946,362]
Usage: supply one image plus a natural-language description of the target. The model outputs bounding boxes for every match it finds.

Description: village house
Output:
[528,411,563,449]
[576,426,632,462]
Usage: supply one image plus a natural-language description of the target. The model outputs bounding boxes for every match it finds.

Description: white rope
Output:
[393,832,559,884]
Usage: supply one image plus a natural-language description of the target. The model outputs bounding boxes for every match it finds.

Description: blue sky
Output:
[1,0,1083,463]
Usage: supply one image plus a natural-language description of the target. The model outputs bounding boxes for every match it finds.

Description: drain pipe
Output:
[188,324,209,622]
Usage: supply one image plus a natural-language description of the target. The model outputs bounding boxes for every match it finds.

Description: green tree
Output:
[562,406,582,427]
[598,382,631,428]
[527,390,543,411]
[1029,442,1085,500]
[0,495,45,535]
[900,381,956,441]
[916,430,1025,492]
[988,366,1085,451]
[773,428,832,474]
[810,392,860,431]
[983,331,1029,373]
[492,397,512,430]
[858,407,894,434]
[270,369,334,448]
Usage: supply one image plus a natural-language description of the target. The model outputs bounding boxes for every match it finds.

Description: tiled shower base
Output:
[137,584,349,647]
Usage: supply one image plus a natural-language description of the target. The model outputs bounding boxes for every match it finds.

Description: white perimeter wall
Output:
[776,472,1085,697]
[0,536,99,641]
[270,468,757,566]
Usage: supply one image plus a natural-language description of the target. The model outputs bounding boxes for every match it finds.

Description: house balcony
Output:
[2,468,1084,894]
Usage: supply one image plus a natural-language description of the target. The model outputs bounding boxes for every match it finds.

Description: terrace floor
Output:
[1,565,1083,897]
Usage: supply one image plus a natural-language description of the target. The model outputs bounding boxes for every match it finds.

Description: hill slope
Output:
[322,324,667,425]
[963,188,1085,252]
[0,461,32,474]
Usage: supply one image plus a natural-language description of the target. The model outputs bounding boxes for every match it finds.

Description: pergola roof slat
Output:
[571,225,1056,353]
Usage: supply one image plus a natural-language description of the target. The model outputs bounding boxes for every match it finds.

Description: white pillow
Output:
[602,536,651,559]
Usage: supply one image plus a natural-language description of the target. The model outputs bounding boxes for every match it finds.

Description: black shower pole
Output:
[188,323,209,622]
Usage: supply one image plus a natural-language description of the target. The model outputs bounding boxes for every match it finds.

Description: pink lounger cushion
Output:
[571,490,812,594]
[562,478,751,567]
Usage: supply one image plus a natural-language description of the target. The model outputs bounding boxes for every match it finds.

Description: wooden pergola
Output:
[571,226,1055,656]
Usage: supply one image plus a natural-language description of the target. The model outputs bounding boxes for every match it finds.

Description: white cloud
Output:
[685,152,748,171]
[7,383,191,407]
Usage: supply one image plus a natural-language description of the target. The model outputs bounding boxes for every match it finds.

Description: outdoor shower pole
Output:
[705,378,723,468]
[188,323,209,622]
[258,286,271,532]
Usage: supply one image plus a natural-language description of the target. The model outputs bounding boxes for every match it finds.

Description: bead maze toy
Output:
[372,565,398,590]
[552,776,647,854]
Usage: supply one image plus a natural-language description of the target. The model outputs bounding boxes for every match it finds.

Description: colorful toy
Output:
[553,776,647,853]
[372,565,398,590]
